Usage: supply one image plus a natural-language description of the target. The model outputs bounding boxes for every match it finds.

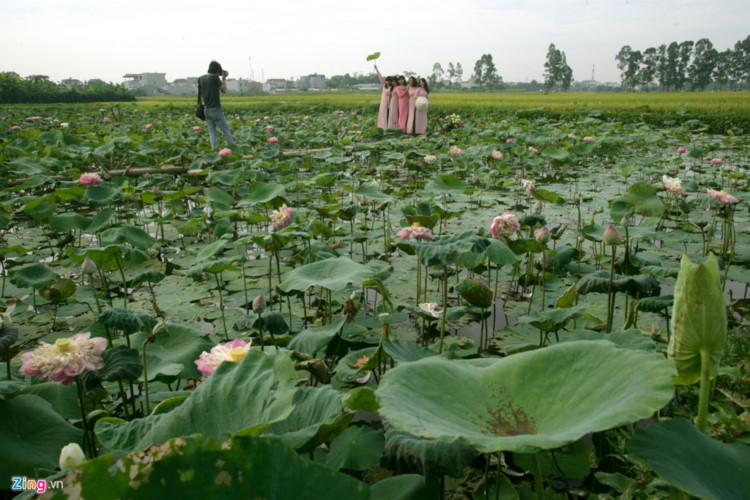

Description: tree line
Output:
[0,72,135,103]
[616,35,750,91]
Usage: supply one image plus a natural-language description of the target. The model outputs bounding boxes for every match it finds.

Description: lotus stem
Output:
[438,265,448,354]
[416,256,421,306]
[214,273,229,341]
[114,253,128,310]
[696,347,712,433]
[141,340,151,415]
[532,452,544,500]
[607,246,616,333]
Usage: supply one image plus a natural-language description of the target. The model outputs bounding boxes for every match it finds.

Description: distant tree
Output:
[472,54,502,88]
[543,44,573,91]
[676,40,695,89]
[616,45,642,90]
[455,62,464,85]
[447,62,456,86]
[733,35,750,89]
[430,62,444,89]
[659,42,682,90]
[639,47,659,90]
[712,49,733,89]
[688,38,717,90]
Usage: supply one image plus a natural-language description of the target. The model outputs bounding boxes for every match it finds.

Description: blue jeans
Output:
[205,107,233,148]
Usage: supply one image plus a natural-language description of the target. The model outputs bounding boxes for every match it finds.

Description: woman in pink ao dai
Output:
[395,76,409,132]
[374,65,391,129]
[405,77,419,135]
[413,78,430,135]
[387,77,400,129]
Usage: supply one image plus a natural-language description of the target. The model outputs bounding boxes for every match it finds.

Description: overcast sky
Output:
[2,0,749,85]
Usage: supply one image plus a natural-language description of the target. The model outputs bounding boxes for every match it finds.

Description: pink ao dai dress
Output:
[414,88,429,135]
[377,75,390,129]
[405,86,418,135]
[387,87,400,129]
[395,85,409,132]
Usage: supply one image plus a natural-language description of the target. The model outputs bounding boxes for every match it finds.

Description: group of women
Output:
[375,65,429,135]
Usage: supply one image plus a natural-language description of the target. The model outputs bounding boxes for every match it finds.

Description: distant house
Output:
[247,81,263,91]
[61,78,83,88]
[296,74,326,90]
[164,78,197,95]
[460,78,477,89]
[123,73,167,90]
[262,79,287,93]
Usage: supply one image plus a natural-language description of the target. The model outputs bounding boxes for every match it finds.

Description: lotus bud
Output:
[534,200,543,212]
[603,224,620,246]
[668,254,726,385]
[535,226,551,245]
[59,442,85,470]
[81,256,97,276]
[252,294,266,313]
[620,215,630,226]
[695,220,708,229]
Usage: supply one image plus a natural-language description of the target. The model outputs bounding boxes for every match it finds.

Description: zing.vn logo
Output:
[11,476,63,494]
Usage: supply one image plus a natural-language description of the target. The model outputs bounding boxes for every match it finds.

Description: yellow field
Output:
[137,91,750,114]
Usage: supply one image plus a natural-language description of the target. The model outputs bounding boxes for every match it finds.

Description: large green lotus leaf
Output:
[9,262,59,289]
[18,381,80,420]
[326,424,385,471]
[412,231,490,266]
[238,182,285,205]
[623,181,665,217]
[265,385,354,453]
[48,212,91,233]
[486,239,521,266]
[456,280,493,308]
[23,198,57,220]
[95,350,297,454]
[371,474,439,500]
[628,418,750,500]
[84,184,121,205]
[83,207,115,233]
[66,244,149,270]
[381,423,479,477]
[355,185,394,201]
[576,270,660,297]
[47,435,369,499]
[425,174,466,194]
[531,188,566,205]
[668,254,726,385]
[99,307,158,334]
[39,278,77,303]
[130,323,219,381]
[288,317,346,356]
[376,341,674,454]
[280,257,373,292]
[0,394,82,478]
[99,224,155,250]
[515,304,587,331]
[203,186,234,210]
[0,325,19,355]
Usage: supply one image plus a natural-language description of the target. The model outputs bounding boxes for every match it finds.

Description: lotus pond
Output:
[1,102,749,499]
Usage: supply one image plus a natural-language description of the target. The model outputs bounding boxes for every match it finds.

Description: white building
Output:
[122,73,167,89]
[262,79,287,93]
[296,74,326,90]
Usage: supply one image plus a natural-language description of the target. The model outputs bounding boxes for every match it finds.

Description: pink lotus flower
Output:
[583,136,595,143]
[568,133,577,139]
[707,188,740,205]
[491,150,503,161]
[10,125,21,131]
[265,125,275,131]
[195,338,252,377]
[268,136,280,144]
[270,204,293,230]
[219,148,232,157]
[603,224,621,246]
[424,154,437,163]
[528,146,539,154]
[263,115,270,120]
[300,122,306,127]
[535,226,551,245]
[662,175,685,195]
[145,123,153,130]
[489,212,520,239]
[506,138,514,144]
[710,158,723,165]
[26,116,42,121]
[192,126,201,131]
[521,178,535,194]
[449,145,463,158]
[188,169,201,175]
[19,332,107,385]
[396,222,435,241]
[78,172,103,186]
[303,115,309,120]
[678,146,687,153]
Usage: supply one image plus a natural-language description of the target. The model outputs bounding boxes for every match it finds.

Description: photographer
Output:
[198,60,234,148]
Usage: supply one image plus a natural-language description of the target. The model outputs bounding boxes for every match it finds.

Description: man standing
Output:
[199,60,234,148]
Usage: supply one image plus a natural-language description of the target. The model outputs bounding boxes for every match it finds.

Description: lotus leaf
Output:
[629,418,750,499]
[9,262,59,290]
[576,270,660,297]
[50,434,369,499]
[95,350,297,453]
[376,340,674,453]
[279,257,373,292]
[326,424,385,471]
